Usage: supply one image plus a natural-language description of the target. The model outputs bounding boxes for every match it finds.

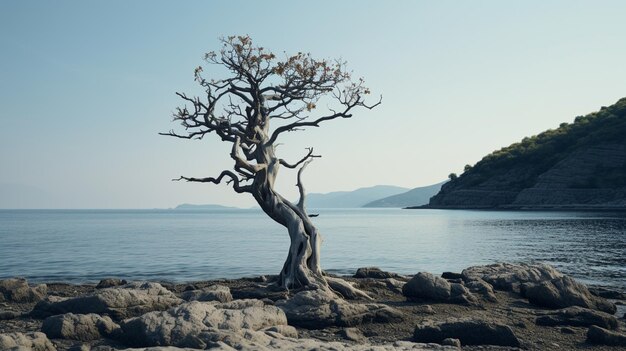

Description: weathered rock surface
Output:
[461,263,563,292]
[181,285,232,303]
[402,272,476,304]
[120,299,288,347]
[96,279,128,289]
[353,267,398,279]
[586,325,626,346]
[413,320,521,347]
[535,306,619,330]
[524,276,616,313]
[588,286,626,300]
[275,290,403,329]
[0,278,47,303]
[41,313,121,341]
[339,327,366,342]
[119,338,456,350]
[32,282,182,320]
[384,278,405,294]
[0,331,56,351]
[464,279,498,302]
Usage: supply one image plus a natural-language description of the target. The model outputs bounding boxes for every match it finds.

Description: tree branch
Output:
[296,159,313,211]
[279,147,321,169]
[173,170,251,193]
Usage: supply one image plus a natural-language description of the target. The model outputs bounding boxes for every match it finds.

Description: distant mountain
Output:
[426,97,626,210]
[363,181,446,208]
[305,185,409,208]
[174,203,239,210]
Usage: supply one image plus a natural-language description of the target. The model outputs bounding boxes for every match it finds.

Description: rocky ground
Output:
[1,263,625,350]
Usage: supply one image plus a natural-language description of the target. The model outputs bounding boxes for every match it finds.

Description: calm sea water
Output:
[0,209,624,289]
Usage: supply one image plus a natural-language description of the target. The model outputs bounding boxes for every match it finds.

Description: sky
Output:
[1,1,626,209]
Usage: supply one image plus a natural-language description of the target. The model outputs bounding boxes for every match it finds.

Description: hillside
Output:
[363,181,446,208]
[426,98,626,210]
[305,185,409,208]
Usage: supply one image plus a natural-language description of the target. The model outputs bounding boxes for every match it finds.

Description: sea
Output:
[0,209,625,289]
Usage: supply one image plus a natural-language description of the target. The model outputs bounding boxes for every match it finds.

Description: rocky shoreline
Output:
[1,263,626,350]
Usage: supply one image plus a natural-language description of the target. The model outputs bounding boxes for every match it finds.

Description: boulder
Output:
[464,279,497,302]
[120,299,288,347]
[353,267,398,279]
[339,327,366,342]
[181,285,232,303]
[275,289,403,329]
[535,306,619,330]
[402,272,476,304]
[0,332,56,351]
[31,282,182,320]
[413,320,521,347]
[0,278,47,303]
[41,313,121,341]
[588,286,626,300]
[586,325,626,346]
[441,272,463,280]
[384,278,405,294]
[524,276,616,314]
[96,278,127,289]
[461,263,563,291]
[414,305,435,315]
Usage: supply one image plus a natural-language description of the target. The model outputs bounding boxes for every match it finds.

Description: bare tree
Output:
[162,36,380,295]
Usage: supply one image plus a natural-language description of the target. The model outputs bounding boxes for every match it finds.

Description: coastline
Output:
[2,263,626,350]
[407,205,626,212]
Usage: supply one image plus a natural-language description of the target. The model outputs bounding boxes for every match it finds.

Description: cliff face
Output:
[428,98,626,210]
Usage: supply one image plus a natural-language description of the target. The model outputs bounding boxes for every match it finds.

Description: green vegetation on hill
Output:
[457,98,626,190]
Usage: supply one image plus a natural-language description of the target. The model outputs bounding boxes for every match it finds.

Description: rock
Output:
[588,286,626,300]
[340,327,366,342]
[441,338,461,347]
[413,320,521,347]
[0,278,47,303]
[384,278,405,294]
[31,282,182,320]
[586,325,626,346]
[535,306,619,330]
[0,332,56,351]
[120,299,288,347]
[0,310,23,320]
[96,279,127,289]
[461,262,563,292]
[275,289,403,329]
[181,285,232,303]
[261,325,298,338]
[230,284,289,302]
[353,267,398,279]
[464,279,497,302]
[41,313,121,341]
[67,344,91,351]
[116,334,457,350]
[414,305,435,315]
[441,272,463,280]
[525,276,616,313]
[402,272,476,304]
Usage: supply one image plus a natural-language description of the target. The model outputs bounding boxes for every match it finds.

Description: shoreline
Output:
[2,263,626,350]
[406,205,626,212]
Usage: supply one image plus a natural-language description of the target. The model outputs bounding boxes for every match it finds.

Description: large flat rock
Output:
[31,282,182,320]
[275,290,403,329]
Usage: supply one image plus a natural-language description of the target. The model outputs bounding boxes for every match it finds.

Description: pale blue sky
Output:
[1,1,625,208]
